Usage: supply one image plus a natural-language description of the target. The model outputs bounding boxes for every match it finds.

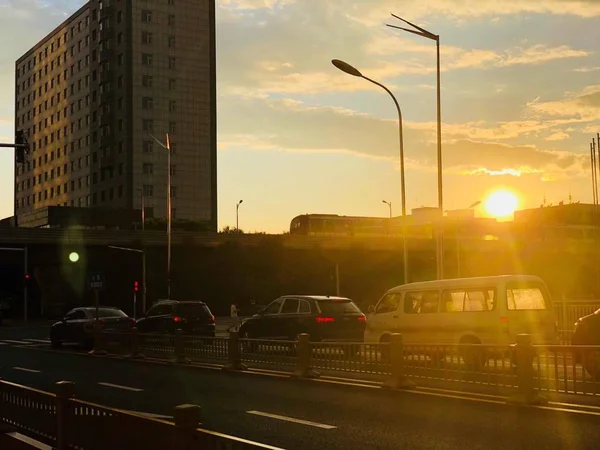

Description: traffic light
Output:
[134,281,139,292]
[24,273,31,286]
[15,130,29,164]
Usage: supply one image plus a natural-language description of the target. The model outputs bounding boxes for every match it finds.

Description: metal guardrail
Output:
[0,379,280,450]
[96,328,600,403]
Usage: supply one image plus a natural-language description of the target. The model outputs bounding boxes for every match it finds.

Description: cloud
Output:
[528,85,600,121]
[574,66,600,73]
[545,131,570,141]
[219,95,588,180]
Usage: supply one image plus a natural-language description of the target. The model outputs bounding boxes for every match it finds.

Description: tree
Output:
[220,226,244,234]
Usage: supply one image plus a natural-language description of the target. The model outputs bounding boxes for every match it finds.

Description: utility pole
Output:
[1,131,30,228]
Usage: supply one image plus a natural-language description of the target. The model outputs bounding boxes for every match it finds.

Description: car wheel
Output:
[583,349,600,379]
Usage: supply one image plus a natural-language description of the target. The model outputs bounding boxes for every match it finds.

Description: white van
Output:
[365,275,558,347]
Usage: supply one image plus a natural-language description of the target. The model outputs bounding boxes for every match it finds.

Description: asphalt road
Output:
[2,337,600,449]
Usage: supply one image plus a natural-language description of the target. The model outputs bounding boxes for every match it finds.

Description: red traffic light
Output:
[134,281,139,292]
[24,274,30,280]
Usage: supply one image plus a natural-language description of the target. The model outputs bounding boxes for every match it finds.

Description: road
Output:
[2,328,600,449]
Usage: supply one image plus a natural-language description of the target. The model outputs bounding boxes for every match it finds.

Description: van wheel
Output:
[459,337,485,370]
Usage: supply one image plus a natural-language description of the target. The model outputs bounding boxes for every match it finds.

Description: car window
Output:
[66,310,86,320]
[281,299,299,314]
[263,299,283,315]
[442,289,496,312]
[175,303,212,318]
[404,291,440,314]
[507,283,547,310]
[375,294,400,314]
[148,304,172,317]
[299,300,311,314]
[318,300,360,315]
[97,309,128,318]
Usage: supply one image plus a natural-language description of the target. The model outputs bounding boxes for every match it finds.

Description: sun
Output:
[484,190,519,218]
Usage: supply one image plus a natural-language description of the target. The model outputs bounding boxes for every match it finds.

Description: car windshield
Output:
[317,300,360,315]
[95,309,128,318]
[175,303,212,318]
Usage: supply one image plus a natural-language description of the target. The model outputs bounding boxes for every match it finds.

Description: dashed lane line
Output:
[246,410,337,430]
[98,382,144,392]
[13,367,41,373]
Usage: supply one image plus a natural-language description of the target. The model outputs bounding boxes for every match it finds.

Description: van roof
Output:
[389,275,545,292]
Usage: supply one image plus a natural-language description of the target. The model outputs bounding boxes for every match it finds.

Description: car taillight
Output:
[316,317,335,323]
[358,316,366,323]
[210,315,215,323]
[500,316,508,324]
[173,316,183,322]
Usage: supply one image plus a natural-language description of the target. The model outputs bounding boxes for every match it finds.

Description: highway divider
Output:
[95,328,600,404]
[0,379,281,450]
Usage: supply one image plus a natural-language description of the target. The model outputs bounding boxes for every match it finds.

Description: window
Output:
[168,15,175,26]
[506,283,547,310]
[375,293,400,314]
[281,299,299,314]
[141,10,152,23]
[143,163,153,174]
[169,122,177,133]
[142,75,153,87]
[117,54,124,66]
[142,119,154,131]
[442,289,496,312]
[143,141,153,153]
[142,97,153,109]
[168,36,176,47]
[168,57,176,70]
[170,165,176,176]
[147,304,171,317]
[170,186,177,198]
[299,300,311,314]
[142,31,153,44]
[142,53,153,67]
[263,299,283,315]
[318,300,360,314]
[169,100,176,112]
[404,291,440,314]
[143,184,154,196]
[168,79,176,90]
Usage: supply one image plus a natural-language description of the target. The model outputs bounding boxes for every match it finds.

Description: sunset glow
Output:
[484,190,519,219]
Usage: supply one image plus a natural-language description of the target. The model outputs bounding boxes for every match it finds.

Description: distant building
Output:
[514,203,599,226]
[13,0,217,230]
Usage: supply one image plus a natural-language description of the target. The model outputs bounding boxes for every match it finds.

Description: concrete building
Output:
[514,203,598,226]
[13,0,216,230]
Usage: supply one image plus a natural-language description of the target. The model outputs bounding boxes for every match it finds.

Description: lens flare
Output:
[484,190,519,218]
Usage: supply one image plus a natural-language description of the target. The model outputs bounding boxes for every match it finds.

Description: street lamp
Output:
[332,59,408,283]
[148,133,172,300]
[382,200,392,218]
[386,14,444,279]
[136,188,147,314]
[68,252,80,263]
[448,201,481,278]
[236,200,244,231]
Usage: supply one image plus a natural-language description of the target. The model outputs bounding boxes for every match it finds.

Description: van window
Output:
[442,289,495,312]
[404,291,440,314]
[507,283,547,310]
[375,293,400,314]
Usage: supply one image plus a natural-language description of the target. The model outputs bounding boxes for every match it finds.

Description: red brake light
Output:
[210,315,215,323]
[316,317,335,323]
[173,316,183,323]
[358,316,366,322]
[501,316,508,324]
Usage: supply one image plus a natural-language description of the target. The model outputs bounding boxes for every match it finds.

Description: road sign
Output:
[88,272,105,290]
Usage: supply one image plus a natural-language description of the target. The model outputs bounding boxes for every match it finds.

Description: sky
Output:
[1,1,600,233]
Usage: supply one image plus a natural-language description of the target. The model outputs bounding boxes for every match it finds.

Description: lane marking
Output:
[1,340,33,344]
[0,342,7,345]
[98,382,143,392]
[23,339,51,344]
[7,432,52,450]
[119,409,173,420]
[13,367,41,373]
[246,410,337,429]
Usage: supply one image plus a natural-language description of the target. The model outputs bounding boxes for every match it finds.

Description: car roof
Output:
[153,300,207,306]
[388,275,545,292]
[282,295,353,302]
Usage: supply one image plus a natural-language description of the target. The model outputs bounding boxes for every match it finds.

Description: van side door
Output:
[367,293,402,341]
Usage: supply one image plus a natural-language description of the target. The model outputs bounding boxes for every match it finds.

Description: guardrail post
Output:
[128,327,145,359]
[89,321,107,356]
[223,330,248,371]
[383,333,415,390]
[55,381,74,450]
[293,333,320,378]
[173,404,201,449]
[173,329,191,364]
[508,334,548,405]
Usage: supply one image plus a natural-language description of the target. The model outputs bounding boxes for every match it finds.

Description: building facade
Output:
[14,0,216,230]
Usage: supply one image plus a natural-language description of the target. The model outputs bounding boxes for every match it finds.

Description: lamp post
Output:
[386,14,444,279]
[332,59,408,283]
[382,200,392,218]
[236,200,243,231]
[137,188,147,314]
[450,201,481,278]
[148,133,172,299]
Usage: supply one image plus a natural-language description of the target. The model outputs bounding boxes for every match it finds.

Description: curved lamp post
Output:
[236,200,244,231]
[332,59,408,283]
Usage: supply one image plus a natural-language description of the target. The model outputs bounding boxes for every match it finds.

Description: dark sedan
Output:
[572,308,600,377]
[238,295,366,342]
[136,300,216,336]
[50,307,135,348]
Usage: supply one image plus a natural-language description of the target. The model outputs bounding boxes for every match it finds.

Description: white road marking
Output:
[98,382,144,392]
[1,339,33,344]
[0,342,7,345]
[13,367,41,373]
[246,410,337,429]
[7,432,52,450]
[23,339,51,344]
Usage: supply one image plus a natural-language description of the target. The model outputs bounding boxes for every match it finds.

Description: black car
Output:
[238,295,366,342]
[136,300,216,336]
[572,308,600,377]
[50,307,135,348]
